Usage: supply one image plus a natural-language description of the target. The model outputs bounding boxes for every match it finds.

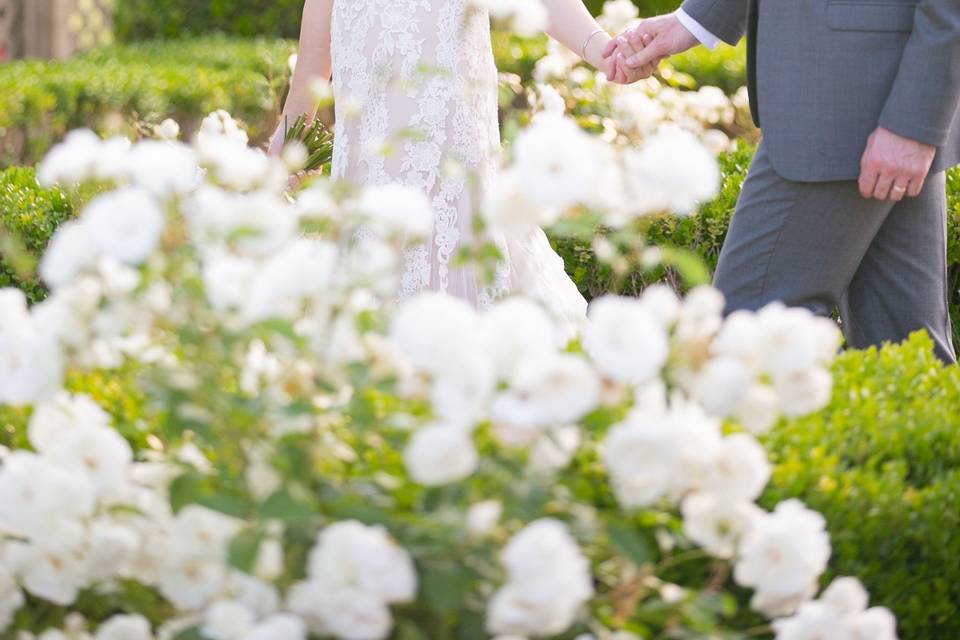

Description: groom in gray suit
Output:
[609,0,960,363]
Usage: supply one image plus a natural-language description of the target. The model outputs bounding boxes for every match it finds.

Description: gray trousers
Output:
[714,142,957,364]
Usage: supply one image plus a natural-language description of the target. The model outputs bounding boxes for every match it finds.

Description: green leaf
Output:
[198,493,254,519]
[228,528,264,573]
[421,564,475,614]
[394,621,430,640]
[168,472,208,514]
[609,521,654,567]
[659,247,712,286]
[260,488,316,523]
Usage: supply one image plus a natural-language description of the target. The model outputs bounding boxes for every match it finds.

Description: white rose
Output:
[488,519,593,637]
[0,452,96,538]
[623,127,720,216]
[287,581,393,640]
[690,356,752,416]
[355,183,433,239]
[225,571,281,619]
[756,303,841,378]
[199,110,248,144]
[701,433,771,502]
[202,249,259,313]
[82,188,166,265]
[603,398,722,508]
[243,238,338,323]
[537,84,566,115]
[47,424,133,495]
[466,500,503,537]
[483,168,556,236]
[640,284,681,327]
[529,425,582,474]
[96,614,154,640]
[428,351,496,429]
[245,614,307,640]
[611,88,666,135]
[735,500,831,617]
[681,492,763,559]
[491,353,600,437]
[154,118,181,141]
[39,221,99,288]
[479,0,549,35]
[772,601,853,640]
[480,297,561,379]
[202,600,256,640]
[599,0,639,33]
[734,384,781,435]
[0,290,65,405]
[821,577,869,617]
[307,521,417,604]
[584,295,669,385]
[853,607,898,640]
[0,563,24,633]
[85,518,141,580]
[166,506,241,559]
[157,556,230,611]
[404,424,479,486]
[126,140,201,198]
[511,115,603,215]
[775,367,833,417]
[37,128,104,185]
[27,392,110,454]
[390,292,483,376]
[5,520,89,605]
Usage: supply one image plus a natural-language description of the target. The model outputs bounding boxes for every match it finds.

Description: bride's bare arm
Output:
[268,0,334,156]
[541,0,616,76]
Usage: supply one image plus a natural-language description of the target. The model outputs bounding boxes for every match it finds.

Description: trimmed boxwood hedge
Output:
[0,32,746,167]
[0,37,294,166]
[112,0,686,43]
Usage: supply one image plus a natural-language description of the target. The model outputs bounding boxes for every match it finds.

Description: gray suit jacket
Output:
[681,0,960,181]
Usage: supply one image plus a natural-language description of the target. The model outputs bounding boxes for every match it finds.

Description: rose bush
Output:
[0,62,896,639]
[0,3,907,638]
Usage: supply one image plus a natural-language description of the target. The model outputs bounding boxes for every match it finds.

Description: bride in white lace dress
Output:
[271,0,628,325]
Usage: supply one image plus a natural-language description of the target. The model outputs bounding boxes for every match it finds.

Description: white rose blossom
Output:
[488,519,594,637]
[735,500,832,617]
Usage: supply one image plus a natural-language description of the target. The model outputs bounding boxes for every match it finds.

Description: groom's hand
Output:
[615,13,699,72]
[858,127,937,201]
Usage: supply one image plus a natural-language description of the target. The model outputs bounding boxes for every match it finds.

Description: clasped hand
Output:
[601,12,699,84]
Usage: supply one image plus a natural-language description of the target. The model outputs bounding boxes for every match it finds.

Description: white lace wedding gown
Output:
[330,0,587,326]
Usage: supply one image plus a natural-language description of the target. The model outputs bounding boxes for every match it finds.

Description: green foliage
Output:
[0,167,75,303]
[113,0,683,42]
[947,168,959,347]
[0,37,294,165]
[114,0,306,42]
[665,42,748,95]
[761,332,960,639]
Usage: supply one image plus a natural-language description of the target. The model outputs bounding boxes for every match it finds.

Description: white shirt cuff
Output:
[675,8,722,50]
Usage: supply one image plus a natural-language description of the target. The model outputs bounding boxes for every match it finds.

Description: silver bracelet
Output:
[581,28,606,60]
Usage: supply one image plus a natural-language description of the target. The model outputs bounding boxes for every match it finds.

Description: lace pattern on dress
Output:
[331,0,510,308]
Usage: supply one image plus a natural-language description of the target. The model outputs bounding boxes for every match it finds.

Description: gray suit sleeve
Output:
[878,0,960,146]
[680,0,749,46]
